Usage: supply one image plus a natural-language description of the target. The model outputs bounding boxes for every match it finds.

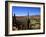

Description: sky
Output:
[12,6,40,16]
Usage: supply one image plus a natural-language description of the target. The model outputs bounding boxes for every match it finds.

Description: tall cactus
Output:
[27,12,30,29]
[13,13,16,26]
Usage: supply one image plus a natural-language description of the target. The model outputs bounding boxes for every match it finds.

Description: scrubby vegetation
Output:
[12,15,40,30]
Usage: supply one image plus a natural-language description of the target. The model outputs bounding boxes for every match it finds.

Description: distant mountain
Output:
[12,15,40,20]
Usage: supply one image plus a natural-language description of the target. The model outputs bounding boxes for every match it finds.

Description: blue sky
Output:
[12,6,40,16]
